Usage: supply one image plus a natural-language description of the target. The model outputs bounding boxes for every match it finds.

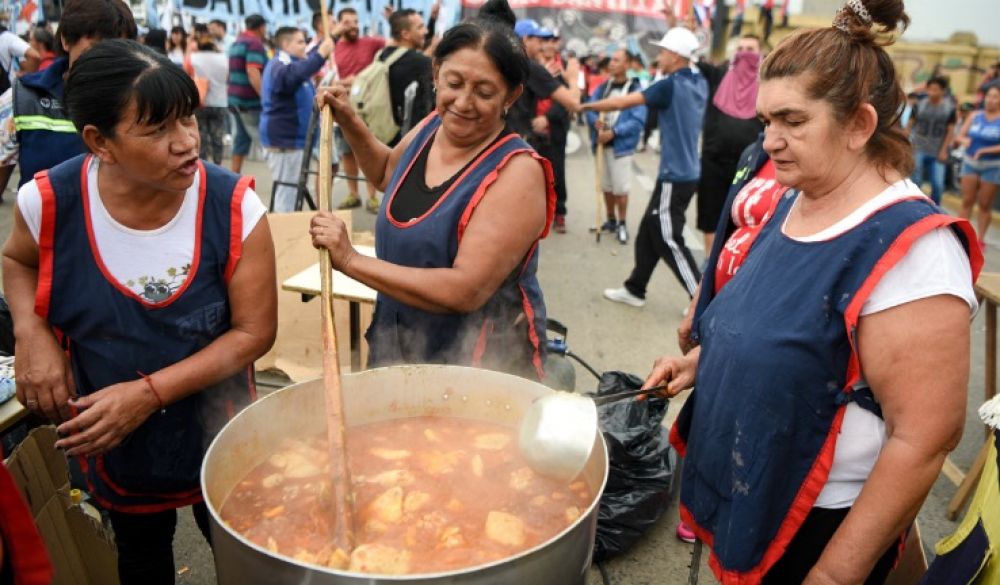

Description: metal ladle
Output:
[518,386,667,482]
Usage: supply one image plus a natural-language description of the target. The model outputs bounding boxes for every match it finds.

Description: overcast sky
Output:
[794,0,997,46]
[890,0,995,46]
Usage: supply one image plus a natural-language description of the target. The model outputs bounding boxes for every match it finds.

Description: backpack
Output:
[349,47,409,144]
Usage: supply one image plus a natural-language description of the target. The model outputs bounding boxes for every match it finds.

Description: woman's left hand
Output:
[310,211,357,271]
[53,380,160,457]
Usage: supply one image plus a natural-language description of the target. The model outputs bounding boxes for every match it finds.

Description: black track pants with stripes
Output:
[624,179,701,299]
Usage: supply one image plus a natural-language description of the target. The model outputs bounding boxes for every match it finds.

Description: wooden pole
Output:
[321,0,337,73]
[594,114,606,243]
[318,98,355,553]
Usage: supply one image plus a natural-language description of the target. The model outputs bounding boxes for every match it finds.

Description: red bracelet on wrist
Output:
[137,371,165,412]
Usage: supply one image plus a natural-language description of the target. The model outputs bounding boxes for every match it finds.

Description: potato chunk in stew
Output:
[485,510,526,547]
[220,416,594,576]
[349,544,411,574]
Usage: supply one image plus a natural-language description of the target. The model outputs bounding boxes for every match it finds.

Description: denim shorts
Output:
[961,158,1000,185]
[334,126,353,156]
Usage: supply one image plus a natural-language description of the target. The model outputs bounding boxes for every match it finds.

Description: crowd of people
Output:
[0,0,994,583]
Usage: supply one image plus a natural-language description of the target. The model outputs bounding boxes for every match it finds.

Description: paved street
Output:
[1,128,997,583]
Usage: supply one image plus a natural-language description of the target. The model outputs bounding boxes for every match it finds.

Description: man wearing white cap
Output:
[584,27,707,306]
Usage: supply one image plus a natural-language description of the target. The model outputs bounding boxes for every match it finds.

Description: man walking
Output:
[227,14,268,173]
[908,76,956,205]
[584,27,707,304]
[586,48,647,245]
[332,7,384,210]
[260,26,333,212]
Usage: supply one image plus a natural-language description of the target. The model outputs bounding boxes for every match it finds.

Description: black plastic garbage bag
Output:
[592,371,678,562]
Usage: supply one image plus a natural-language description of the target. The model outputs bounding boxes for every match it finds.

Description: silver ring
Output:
[26,399,38,408]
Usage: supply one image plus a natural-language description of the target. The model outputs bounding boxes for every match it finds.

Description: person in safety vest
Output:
[641,0,983,583]
[0,0,137,199]
[1,40,277,585]
[310,0,554,382]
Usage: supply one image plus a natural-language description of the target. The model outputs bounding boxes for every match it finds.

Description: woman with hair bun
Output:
[642,0,983,583]
[311,0,554,380]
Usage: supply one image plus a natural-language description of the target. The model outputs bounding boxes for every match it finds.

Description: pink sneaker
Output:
[676,521,696,544]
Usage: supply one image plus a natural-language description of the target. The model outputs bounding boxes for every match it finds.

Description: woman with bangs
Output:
[1,40,276,584]
[641,0,981,583]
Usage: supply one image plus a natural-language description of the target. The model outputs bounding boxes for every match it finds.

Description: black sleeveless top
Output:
[390,125,515,221]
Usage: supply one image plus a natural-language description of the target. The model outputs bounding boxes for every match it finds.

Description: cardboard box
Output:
[5,426,119,585]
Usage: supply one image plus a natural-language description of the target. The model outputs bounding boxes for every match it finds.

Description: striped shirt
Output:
[227,32,268,109]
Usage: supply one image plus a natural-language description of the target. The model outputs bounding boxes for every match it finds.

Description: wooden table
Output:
[946,272,1000,519]
[282,245,377,372]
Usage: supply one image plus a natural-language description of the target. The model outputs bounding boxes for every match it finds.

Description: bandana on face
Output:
[713,50,761,120]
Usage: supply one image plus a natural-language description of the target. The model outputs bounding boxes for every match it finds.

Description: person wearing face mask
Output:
[259,26,333,212]
[694,34,765,252]
[311,0,555,381]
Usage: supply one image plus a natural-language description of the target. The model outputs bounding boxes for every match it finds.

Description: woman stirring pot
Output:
[311,0,554,380]
[644,0,982,583]
[2,40,276,584]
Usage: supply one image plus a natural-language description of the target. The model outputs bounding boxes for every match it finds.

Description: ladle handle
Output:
[591,385,668,406]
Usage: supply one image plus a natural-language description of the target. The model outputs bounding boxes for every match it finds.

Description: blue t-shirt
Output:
[967,111,1000,162]
[642,67,708,183]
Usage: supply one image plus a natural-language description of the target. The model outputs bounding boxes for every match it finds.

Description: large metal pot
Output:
[202,365,608,585]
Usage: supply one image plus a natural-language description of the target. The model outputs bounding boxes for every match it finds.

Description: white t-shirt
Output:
[0,31,30,84]
[782,179,977,508]
[189,51,230,108]
[17,157,267,303]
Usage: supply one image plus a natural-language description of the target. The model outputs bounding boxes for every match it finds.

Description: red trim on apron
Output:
[518,282,545,380]
[684,210,980,585]
[455,150,557,243]
[0,466,53,585]
[86,487,204,514]
[247,365,258,402]
[842,214,982,389]
[80,156,207,309]
[75,454,203,513]
[94,456,202,500]
[448,144,555,380]
[470,319,492,367]
[669,419,687,457]
[32,170,57,320]
[223,175,255,283]
[384,119,521,230]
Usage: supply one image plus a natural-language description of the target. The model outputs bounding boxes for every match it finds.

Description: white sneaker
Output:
[603,287,645,307]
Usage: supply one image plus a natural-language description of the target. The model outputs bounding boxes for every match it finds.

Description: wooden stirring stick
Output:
[318,94,355,555]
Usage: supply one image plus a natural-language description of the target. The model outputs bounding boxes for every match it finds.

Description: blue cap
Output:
[514,19,554,39]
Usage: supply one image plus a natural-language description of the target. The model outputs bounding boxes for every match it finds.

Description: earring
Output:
[504,107,509,116]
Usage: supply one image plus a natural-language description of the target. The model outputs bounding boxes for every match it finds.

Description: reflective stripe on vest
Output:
[13,115,77,133]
